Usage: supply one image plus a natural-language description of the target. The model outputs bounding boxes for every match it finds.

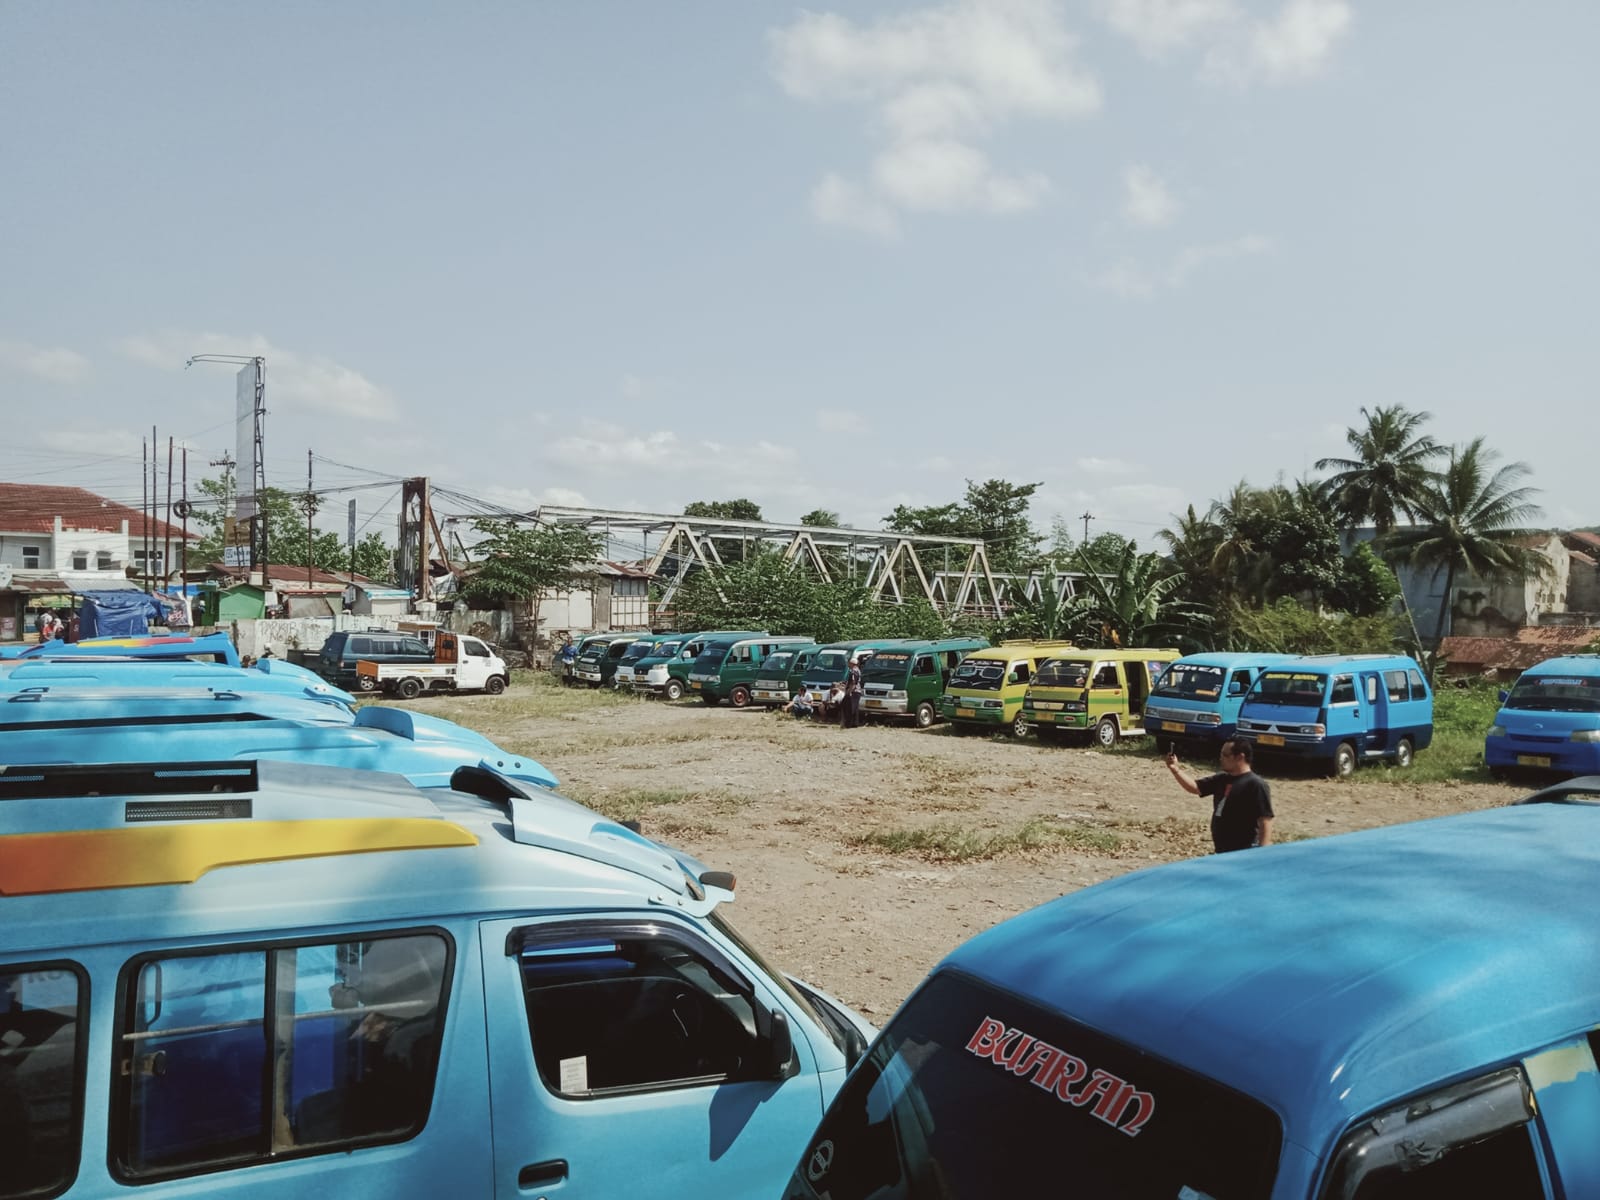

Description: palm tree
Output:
[1384,438,1544,675]
[1071,542,1204,647]
[1315,405,1443,534]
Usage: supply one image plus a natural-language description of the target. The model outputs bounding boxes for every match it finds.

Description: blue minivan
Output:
[1142,652,1296,745]
[1235,654,1432,777]
[1486,654,1600,777]
[784,777,1600,1200]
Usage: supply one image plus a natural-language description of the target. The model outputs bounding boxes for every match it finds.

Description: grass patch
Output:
[1361,678,1501,786]
[848,817,1122,863]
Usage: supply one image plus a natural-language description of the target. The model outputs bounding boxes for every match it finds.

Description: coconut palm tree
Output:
[1315,405,1443,534]
[1384,438,1544,675]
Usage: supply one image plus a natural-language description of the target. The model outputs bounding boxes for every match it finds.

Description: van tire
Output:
[1095,717,1120,749]
[1331,742,1357,778]
[355,675,377,692]
[485,675,507,696]
[915,701,936,728]
[729,685,752,708]
[396,677,423,700]
[664,679,685,702]
[1010,712,1030,739]
[1394,737,1414,768]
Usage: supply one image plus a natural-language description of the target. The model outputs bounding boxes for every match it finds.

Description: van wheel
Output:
[729,685,752,708]
[1331,742,1357,778]
[485,675,507,696]
[915,701,936,728]
[1010,712,1030,739]
[397,677,423,700]
[664,679,685,702]
[1394,737,1414,768]
[1095,717,1120,749]
[356,675,377,692]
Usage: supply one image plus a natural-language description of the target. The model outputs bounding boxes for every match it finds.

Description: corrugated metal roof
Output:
[0,482,193,539]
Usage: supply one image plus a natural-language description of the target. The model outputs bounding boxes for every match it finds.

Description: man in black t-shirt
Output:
[1165,739,1274,853]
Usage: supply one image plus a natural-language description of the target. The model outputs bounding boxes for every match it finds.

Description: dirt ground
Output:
[408,687,1522,1023]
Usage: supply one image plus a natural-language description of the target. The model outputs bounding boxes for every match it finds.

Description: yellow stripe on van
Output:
[0,818,478,896]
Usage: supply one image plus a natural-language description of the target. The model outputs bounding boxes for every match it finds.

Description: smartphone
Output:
[1167,741,1176,756]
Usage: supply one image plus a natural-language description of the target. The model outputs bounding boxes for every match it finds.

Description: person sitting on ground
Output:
[780,688,816,719]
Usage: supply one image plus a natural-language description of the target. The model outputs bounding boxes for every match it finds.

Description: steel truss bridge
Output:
[531,505,1092,619]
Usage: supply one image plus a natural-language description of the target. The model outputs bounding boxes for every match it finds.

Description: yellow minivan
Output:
[1022,646,1181,746]
[937,640,1076,738]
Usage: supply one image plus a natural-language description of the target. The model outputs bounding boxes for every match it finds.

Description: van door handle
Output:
[519,1159,568,1189]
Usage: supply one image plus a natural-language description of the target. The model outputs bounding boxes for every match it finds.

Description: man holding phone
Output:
[1165,739,1274,853]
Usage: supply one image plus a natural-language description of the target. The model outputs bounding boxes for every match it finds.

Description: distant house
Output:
[1438,625,1600,680]
[0,481,195,641]
[454,559,654,645]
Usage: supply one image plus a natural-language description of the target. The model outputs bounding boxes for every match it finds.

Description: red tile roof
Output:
[1440,627,1600,671]
[0,482,193,540]
[1567,531,1600,552]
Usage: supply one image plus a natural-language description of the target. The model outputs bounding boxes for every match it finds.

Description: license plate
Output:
[1257,734,1285,747]
[1517,754,1552,767]
[690,681,701,689]
[1161,720,1186,733]
[865,699,883,707]
[956,707,975,718]
[1035,713,1054,722]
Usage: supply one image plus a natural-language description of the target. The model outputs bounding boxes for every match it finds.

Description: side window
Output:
[22,545,41,569]
[463,639,490,658]
[1346,1126,1544,1199]
[1384,670,1408,702]
[1091,663,1120,689]
[731,645,751,664]
[1408,669,1428,701]
[1330,675,1357,705]
[514,927,768,1097]
[1146,661,1168,687]
[402,639,432,656]
[1,963,87,1200]
[1011,662,1030,685]
[912,655,935,676]
[1366,675,1380,704]
[1227,671,1250,697]
[114,933,450,1181]
[71,552,88,570]
[348,637,371,657]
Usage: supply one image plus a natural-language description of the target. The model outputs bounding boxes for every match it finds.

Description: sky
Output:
[2,0,1597,557]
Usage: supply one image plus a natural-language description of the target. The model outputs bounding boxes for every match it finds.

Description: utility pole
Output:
[141,436,149,591]
[1079,511,1095,545]
[181,446,189,586]
[150,425,158,586]
[209,452,237,569]
[305,449,315,588]
[164,436,174,593]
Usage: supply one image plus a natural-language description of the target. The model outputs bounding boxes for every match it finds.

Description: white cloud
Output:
[0,338,91,384]
[115,331,398,420]
[771,0,1099,230]
[1098,0,1352,87]
[1089,233,1274,298]
[1099,0,1239,58]
[550,422,681,467]
[811,173,901,237]
[1122,163,1181,227]
[1076,456,1135,475]
[818,409,870,434]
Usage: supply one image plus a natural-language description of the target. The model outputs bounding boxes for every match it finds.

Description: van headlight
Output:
[1486,724,1506,738]
[888,690,907,700]
[1199,712,1222,726]
[983,699,1003,708]
[1570,729,1600,743]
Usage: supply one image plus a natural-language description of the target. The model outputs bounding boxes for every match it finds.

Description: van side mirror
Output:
[1498,689,1509,705]
[764,1008,797,1080]
[1007,671,1020,684]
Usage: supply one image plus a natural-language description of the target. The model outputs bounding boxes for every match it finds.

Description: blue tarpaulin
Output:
[77,591,168,638]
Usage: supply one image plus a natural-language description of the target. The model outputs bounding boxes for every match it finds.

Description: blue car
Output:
[1235,653,1432,776]
[1,757,872,1199]
[786,777,1600,1199]
[1142,652,1297,744]
[1485,654,1600,777]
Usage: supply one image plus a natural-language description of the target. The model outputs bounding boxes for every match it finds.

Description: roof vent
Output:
[126,798,253,822]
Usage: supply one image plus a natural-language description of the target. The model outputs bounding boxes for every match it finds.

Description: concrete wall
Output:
[229,608,515,658]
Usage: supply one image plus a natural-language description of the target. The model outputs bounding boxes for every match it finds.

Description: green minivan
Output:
[799,640,920,704]
[571,633,635,688]
[631,630,766,701]
[688,634,816,707]
[752,645,823,707]
[860,637,991,727]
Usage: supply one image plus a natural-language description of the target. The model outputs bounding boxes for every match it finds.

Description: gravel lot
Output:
[406,681,1521,1022]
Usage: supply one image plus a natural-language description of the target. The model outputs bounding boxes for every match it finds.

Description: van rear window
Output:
[788,972,1279,1200]
[1,964,85,1200]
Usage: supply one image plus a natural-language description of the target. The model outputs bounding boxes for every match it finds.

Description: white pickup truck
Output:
[355,631,510,699]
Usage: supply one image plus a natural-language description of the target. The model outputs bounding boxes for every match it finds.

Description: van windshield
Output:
[1153,664,1226,700]
[620,640,658,662]
[650,641,682,660]
[785,971,1279,1200]
[862,651,912,681]
[691,647,730,672]
[760,652,795,676]
[810,650,852,677]
[1505,674,1600,713]
[950,660,1005,691]
[1035,659,1090,689]
[1250,672,1326,705]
